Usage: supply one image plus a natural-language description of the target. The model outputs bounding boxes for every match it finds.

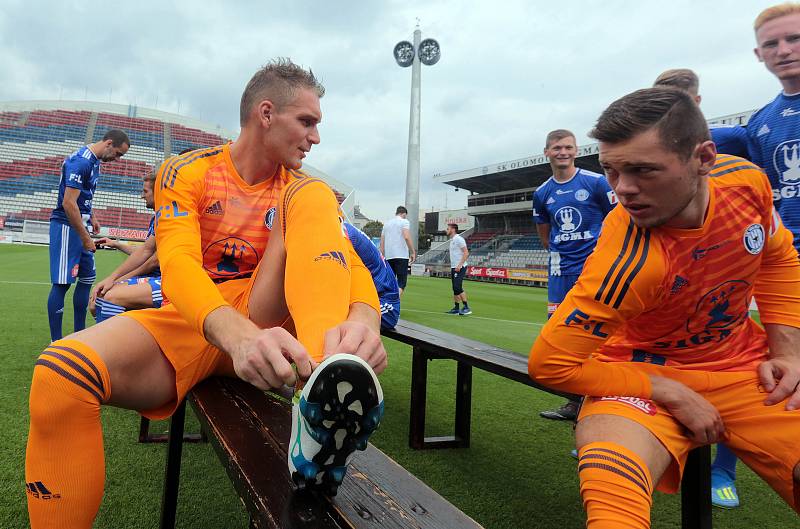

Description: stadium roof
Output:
[433,110,756,195]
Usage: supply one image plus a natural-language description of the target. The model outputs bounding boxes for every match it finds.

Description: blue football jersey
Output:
[344,223,400,328]
[746,92,800,251]
[146,216,161,277]
[51,146,100,225]
[710,125,751,159]
[532,169,616,276]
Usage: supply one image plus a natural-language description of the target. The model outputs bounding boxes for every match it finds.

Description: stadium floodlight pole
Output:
[394,24,440,253]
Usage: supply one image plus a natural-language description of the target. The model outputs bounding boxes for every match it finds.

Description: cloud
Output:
[0,0,781,221]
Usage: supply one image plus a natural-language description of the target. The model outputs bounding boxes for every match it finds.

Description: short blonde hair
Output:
[544,129,576,149]
[755,3,800,32]
[653,69,699,96]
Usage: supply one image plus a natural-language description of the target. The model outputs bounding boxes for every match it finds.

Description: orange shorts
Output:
[580,369,800,510]
[122,252,378,421]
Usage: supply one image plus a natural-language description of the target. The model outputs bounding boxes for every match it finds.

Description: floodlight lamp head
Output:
[418,38,441,66]
[394,41,415,67]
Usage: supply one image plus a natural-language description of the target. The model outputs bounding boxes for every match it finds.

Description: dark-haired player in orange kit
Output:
[25,59,386,528]
[529,87,800,528]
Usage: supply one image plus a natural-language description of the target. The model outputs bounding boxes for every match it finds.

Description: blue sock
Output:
[711,443,737,484]
[47,284,70,341]
[73,279,93,332]
[95,298,126,323]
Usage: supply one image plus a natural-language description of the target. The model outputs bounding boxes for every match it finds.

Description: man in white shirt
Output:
[380,206,416,295]
[446,223,471,315]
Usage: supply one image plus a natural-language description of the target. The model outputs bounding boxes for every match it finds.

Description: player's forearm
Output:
[528,334,652,397]
[118,254,159,281]
[404,234,416,257]
[63,201,91,239]
[347,301,380,334]
[113,242,135,255]
[764,323,800,361]
[203,305,260,356]
[161,252,229,334]
[108,244,155,281]
[536,225,550,250]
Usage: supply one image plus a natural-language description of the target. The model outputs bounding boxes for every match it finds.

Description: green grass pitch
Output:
[0,244,795,528]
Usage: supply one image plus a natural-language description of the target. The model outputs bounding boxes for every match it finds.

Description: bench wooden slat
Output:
[383,319,571,397]
[190,377,483,529]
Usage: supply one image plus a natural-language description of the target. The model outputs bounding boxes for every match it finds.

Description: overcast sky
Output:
[0,0,784,221]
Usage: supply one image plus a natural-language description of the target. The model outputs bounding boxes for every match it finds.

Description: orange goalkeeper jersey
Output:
[153,144,320,334]
[529,155,800,398]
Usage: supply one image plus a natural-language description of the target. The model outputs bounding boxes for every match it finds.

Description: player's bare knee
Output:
[102,288,127,307]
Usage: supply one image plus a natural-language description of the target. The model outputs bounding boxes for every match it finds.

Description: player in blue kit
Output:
[91,169,161,323]
[747,3,800,255]
[47,129,130,341]
[344,222,401,330]
[655,69,752,161]
[532,129,616,420]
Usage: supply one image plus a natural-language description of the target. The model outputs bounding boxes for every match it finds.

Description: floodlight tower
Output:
[394,25,440,251]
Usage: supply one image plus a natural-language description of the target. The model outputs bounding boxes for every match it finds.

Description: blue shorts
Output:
[123,276,163,308]
[49,221,95,285]
[547,274,579,317]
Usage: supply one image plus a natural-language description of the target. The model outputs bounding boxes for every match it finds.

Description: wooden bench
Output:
[159,376,484,529]
[381,319,712,529]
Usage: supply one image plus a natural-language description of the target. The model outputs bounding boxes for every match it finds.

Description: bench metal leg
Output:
[681,445,712,529]
[409,348,473,449]
[453,362,472,448]
[159,399,188,529]
[139,415,208,444]
[409,346,428,449]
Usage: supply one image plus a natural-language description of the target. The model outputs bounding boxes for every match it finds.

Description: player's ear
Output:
[754,47,764,63]
[696,140,717,174]
[257,100,275,128]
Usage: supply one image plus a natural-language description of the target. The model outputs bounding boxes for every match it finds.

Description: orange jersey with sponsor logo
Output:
[529,155,800,398]
[154,144,316,333]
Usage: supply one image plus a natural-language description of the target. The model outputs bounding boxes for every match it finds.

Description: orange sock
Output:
[281,178,352,361]
[578,442,654,529]
[26,339,111,529]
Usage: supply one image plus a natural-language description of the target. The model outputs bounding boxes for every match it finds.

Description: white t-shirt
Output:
[382,216,411,259]
[449,234,467,268]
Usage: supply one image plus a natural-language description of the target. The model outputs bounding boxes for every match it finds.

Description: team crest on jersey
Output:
[575,189,589,201]
[203,237,259,277]
[685,280,750,334]
[772,139,800,186]
[264,207,276,230]
[555,206,582,233]
[743,224,765,255]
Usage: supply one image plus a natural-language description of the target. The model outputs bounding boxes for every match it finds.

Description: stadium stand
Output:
[0,101,357,243]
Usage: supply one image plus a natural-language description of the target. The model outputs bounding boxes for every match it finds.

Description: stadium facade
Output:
[0,100,355,243]
[420,110,756,285]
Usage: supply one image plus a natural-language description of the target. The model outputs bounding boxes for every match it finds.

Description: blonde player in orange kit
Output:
[529,87,800,528]
[25,59,386,528]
